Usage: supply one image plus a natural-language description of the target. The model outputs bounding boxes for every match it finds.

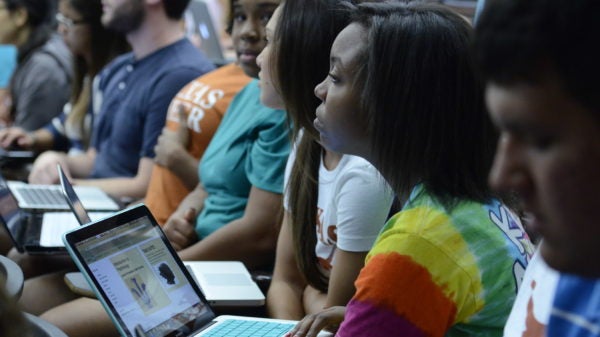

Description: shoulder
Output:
[338,155,382,180]
[230,80,284,117]
[192,63,250,89]
[158,39,215,74]
[21,37,71,79]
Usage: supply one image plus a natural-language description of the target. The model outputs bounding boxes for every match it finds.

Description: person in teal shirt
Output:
[163,77,290,271]
[196,79,289,239]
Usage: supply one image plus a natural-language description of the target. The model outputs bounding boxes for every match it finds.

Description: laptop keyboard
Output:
[17,187,68,206]
[201,319,295,337]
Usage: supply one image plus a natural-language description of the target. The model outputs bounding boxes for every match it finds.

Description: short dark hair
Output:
[162,0,191,20]
[353,1,496,205]
[474,0,600,116]
[4,0,54,61]
[4,0,53,26]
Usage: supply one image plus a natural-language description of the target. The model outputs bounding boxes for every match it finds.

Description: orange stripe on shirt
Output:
[354,253,457,337]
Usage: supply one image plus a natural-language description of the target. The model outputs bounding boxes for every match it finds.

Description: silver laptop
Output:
[184,0,232,66]
[34,165,115,248]
[0,173,69,254]
[62,205,332,337]
[185,261,265,307]
[7,175,119,211]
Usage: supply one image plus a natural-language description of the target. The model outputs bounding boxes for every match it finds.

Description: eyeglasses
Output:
[56,12,87,29]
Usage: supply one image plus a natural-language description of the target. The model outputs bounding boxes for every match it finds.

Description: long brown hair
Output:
[65,0,129,148]
[273,0,352,291]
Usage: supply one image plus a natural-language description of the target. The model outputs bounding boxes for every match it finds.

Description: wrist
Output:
[27,132,37,148]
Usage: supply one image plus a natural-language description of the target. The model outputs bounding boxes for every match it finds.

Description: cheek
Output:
[535,148,598,226]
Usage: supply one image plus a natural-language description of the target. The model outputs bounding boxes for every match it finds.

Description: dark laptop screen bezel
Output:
[58,164,91,225]
[63,204,216,337]
[0,174,65,254]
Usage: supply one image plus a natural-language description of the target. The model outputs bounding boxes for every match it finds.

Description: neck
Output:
[126,12,185,59]
[323,149,343,171]
[14,26,31,48]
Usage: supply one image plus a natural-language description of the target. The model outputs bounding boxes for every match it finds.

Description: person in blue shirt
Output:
[26,0,214,200]
[0,0,129,154]
[474,0,600,335]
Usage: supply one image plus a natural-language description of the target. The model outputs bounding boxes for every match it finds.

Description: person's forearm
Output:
[167,149,199,190]
[74,177,149,199]
[303,286,328,315]
[30,129,54,152]
[173,185,207,217]
[65,153,95,178]
[267,281,306,320]
[178,217,278,269]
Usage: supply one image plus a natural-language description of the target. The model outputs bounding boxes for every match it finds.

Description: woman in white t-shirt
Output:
[256,0,394,319]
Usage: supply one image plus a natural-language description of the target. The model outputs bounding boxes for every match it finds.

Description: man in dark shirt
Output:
[27,0,214,199]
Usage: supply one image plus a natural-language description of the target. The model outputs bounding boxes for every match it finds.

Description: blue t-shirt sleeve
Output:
[245,111,290,194]
[43,110,70,151]
[139,67,203,158]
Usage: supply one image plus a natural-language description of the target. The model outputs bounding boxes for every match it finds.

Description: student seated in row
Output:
[24,0,214,200]
[475,0,600,335]
[288,2,534,336]
[144,0,259,226]
[0,0,72,130]
[256,0,393,320]
[0,0,129,154]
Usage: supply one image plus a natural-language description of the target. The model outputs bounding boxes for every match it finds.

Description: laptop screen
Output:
[58,165,91,225]
[69,211,214,337]
[0,176,25,249]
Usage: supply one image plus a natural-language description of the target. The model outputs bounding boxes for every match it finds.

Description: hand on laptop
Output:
[285,306,346,337]
[154,104,190,169]
[163,207,198,251]
[0,127,33,149]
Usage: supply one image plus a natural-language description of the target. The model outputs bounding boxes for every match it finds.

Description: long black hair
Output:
[352,1,496,206]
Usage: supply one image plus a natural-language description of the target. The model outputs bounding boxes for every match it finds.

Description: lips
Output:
[238,50,259,64]
[313,117,324,133]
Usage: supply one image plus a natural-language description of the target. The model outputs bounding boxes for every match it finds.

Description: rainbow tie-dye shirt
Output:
[337,185,534,337]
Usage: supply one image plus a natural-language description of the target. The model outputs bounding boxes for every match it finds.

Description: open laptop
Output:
[184,0,231,66]
[34,165,115,248]
[62,205,332,337]
[57,164,116,226]
[58,164,262,307]
[185,261,264,307]
[7,176,119,212]
[0,173,65,254]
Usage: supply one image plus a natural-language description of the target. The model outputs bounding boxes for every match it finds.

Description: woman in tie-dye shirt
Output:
[288,2,535,337]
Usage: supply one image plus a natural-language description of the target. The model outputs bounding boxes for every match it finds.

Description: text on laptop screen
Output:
[74,216,211,337]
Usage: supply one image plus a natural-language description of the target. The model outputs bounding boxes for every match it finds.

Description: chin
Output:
[540,241,597,277]
[240,64,259,79]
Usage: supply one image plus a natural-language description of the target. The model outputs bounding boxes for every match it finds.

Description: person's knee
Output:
[41,298,118,337]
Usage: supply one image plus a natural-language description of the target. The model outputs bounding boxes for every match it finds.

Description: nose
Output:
[488,134,531,196]
[239,17,260,42]
[57,22,68,37]
[314,78,327,102]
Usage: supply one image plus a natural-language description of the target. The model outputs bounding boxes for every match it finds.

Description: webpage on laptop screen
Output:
[75,217,210,337]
